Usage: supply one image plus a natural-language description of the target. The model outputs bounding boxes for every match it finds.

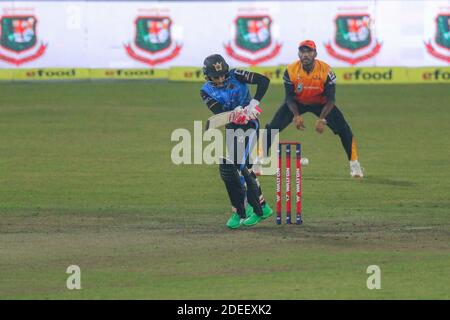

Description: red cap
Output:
[299,40,316,50]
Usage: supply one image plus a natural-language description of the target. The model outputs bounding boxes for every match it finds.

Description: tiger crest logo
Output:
[0,15,47,65]
[212,62,223,72]
[224,15,282,65]
[425,14,450,63]
[124,16,182,66]
[325,14,382,65]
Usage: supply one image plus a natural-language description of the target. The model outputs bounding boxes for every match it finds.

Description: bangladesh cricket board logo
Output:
[0,15,47,65]
[325,14,382,65]
[124,16,182,66]
[425,14,450,63]
[224,15,282,65]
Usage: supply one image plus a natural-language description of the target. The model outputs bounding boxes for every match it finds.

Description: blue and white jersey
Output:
[200,69,252,112]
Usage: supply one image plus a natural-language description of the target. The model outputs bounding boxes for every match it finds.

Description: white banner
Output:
[0,1,449,68]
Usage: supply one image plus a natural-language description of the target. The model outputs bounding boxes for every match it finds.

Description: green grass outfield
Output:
[0,81,449,299]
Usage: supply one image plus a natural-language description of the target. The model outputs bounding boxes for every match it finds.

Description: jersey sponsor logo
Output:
[224,15,282,65]
[424,14,450,63]
[236,69,259,83]
[234,69,252,81]
[282,70,292,84]
[124,15,182,66]
[328,70,337,84]
[325,13,382,65]
[0,14,47,65]
[302,86,321,90]
[234,69,246,75]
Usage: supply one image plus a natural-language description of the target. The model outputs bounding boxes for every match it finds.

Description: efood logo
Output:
[26,69,76,78]
[343,69,392,81]
[422,69,450,80]
[104,69,155,77]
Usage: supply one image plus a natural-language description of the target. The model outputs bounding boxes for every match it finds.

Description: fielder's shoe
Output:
[350,160,364,178]
[261,203,274,219]
[226,213,244,229]
[243,212,263,227]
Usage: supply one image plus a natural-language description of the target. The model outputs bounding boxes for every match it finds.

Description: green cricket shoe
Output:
[261,203,274,219]
[245,204,254,218]
[243,212,263,227]
[226,213,244,229]
[245,203,273,220]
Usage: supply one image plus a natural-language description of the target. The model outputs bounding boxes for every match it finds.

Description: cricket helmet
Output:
[203,54,230,79]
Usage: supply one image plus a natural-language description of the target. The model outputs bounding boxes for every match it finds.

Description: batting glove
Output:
[230,107,249,125]
[244,99,262,120]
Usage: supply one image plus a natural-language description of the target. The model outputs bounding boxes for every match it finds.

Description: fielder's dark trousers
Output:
[265,102,355,161]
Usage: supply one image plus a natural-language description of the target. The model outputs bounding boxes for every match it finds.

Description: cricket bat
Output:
[205,111,234,131]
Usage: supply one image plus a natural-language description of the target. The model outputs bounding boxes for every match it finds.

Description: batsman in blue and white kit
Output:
[200,54,273,229]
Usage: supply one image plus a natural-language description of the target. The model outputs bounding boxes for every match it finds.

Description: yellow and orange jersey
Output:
[284,59,336,106]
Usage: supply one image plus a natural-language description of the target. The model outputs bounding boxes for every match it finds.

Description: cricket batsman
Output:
[265,40,364,178]
[200,54,273,228]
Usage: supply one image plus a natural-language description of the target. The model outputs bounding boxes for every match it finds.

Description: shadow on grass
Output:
[307,176,415,187]
[360,177,415,187]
